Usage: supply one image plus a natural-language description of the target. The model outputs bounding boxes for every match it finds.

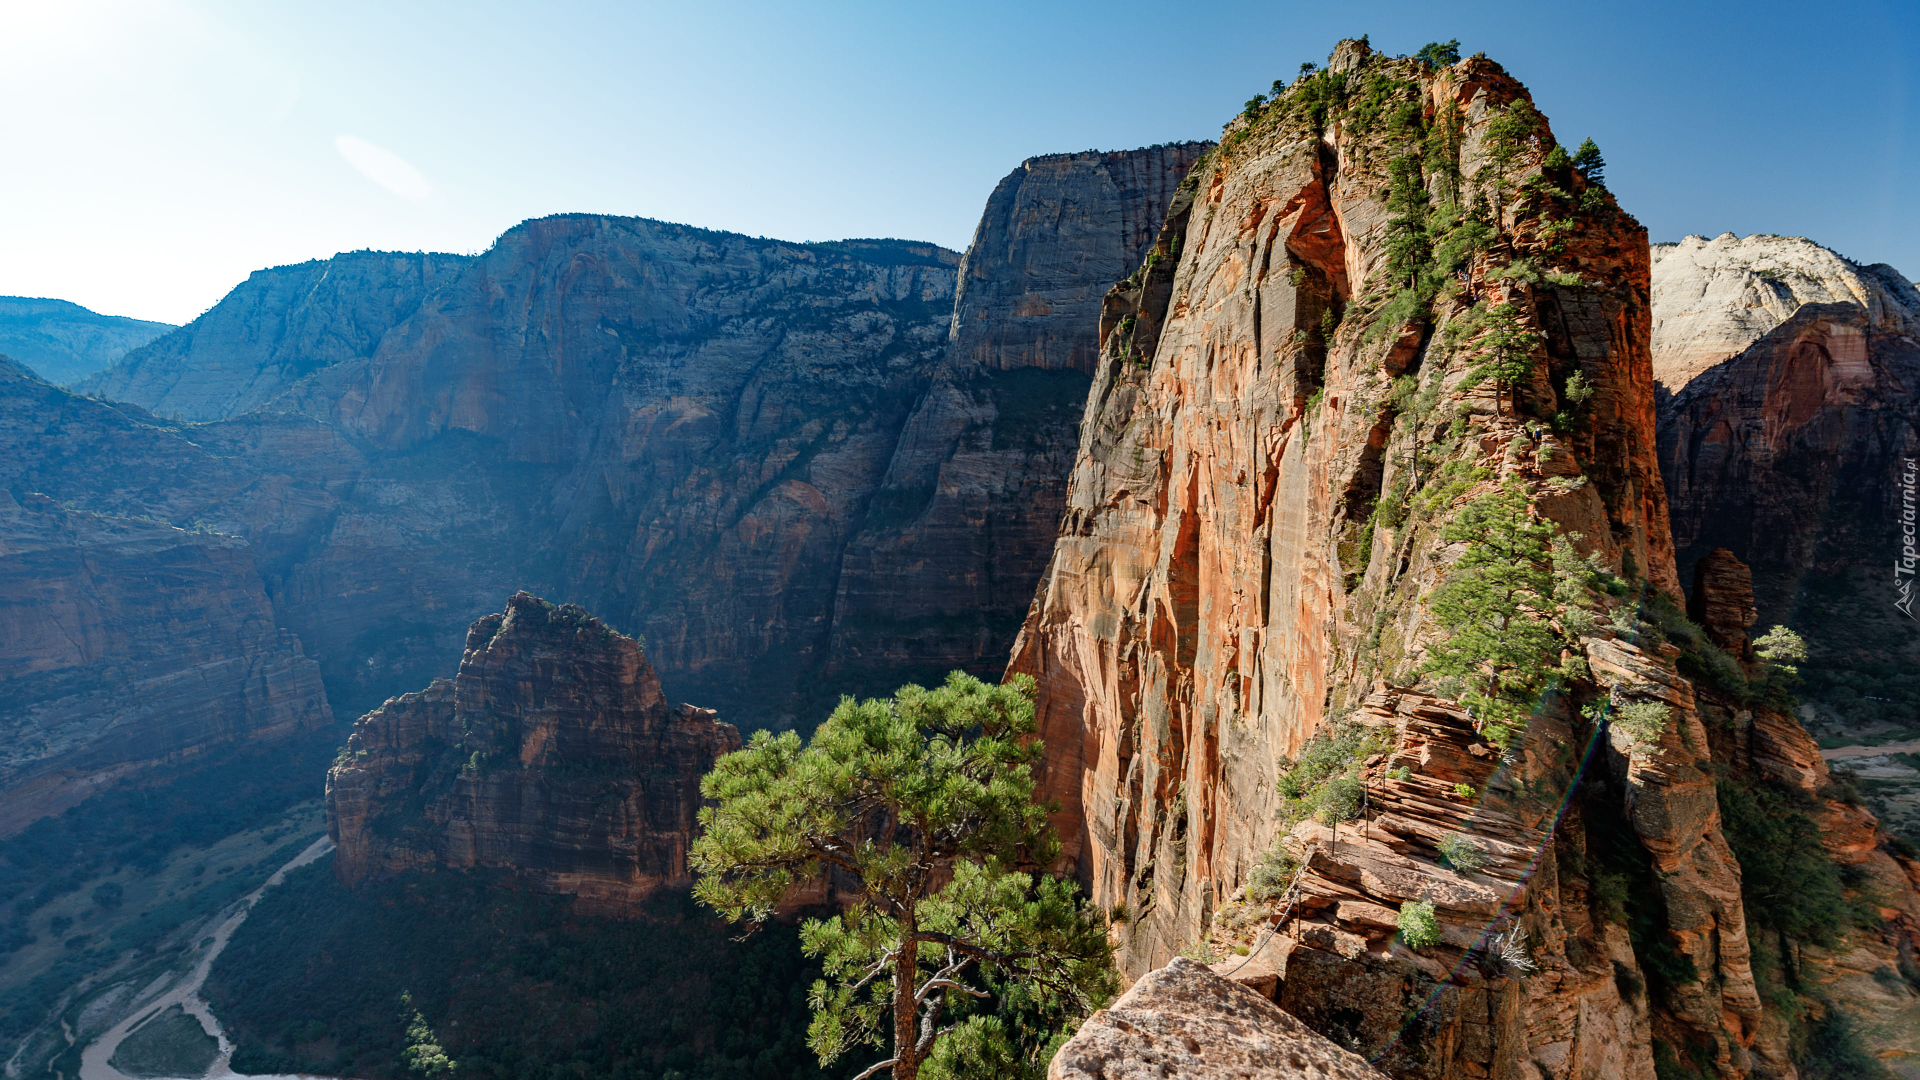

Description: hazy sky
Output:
[2,0,1914,325]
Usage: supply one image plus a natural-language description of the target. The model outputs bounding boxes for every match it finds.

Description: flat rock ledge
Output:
[1049,957,1388,1079]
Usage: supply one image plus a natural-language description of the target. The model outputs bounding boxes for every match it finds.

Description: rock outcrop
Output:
[1653,233,1920,738]
[0,483,330,833]
[1010,40,1920,1080]
[0,297,174,385]
[1049,956,1387,1080]
[827,145,1211,685]
[327,592,739,910]
[74,251,472,421]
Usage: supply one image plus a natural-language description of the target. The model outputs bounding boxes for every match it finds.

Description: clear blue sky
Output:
[2,0,1914,324]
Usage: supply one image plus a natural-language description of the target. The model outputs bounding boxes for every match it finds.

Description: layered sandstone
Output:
[0,483,330,833]
[828,146,1210,684]
[327,592,739,910]
[1651,233,1920,393]
[1011,39,1913,1080]
[75,251,472,421]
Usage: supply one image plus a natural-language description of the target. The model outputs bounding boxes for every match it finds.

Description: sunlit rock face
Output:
[327,592,739,913]
[1009,39,1920,1080]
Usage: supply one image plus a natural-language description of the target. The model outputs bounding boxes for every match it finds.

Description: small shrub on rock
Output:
[1397,900,1441,950]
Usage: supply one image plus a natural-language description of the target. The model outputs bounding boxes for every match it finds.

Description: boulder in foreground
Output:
[1049,956,1388,1080]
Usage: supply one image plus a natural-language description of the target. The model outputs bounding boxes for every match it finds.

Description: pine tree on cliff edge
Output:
[690,672,1115,1080]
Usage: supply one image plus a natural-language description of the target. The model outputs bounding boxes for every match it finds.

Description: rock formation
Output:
[0,481,330,833]
[0,297,174,386]
[1011,40,1920,1080]
[74,251,472,421]
[327,592,739,911]
[1653,233,1920,738]
[828,145,1211,686]
[1049,956,1387,1080]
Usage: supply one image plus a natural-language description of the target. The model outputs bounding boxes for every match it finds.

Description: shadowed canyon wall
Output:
[0,146,1205,831]
[328,592,739,911]
[827,144,1212,686]
[1010,41,1920,1079]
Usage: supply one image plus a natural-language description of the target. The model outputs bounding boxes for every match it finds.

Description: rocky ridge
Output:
[0,298,174,386]
[1011,39,1920,1079]
[74,251,473,422]
[827,144,1211,684]
[327,591,739,910]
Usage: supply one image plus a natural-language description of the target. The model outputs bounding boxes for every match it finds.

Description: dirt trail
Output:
[1821,739,1920,761]
[77,836,334,1080]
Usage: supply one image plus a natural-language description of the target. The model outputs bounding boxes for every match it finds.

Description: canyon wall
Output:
[42,151,1203,731]
[0,411,330,832]
[1654,234,1920,740]
[1012,41,1920,1079]
[327,592,739,911]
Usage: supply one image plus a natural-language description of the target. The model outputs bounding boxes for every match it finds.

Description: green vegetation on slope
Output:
[206,856,829,1080]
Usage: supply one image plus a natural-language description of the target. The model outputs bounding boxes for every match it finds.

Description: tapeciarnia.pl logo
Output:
[1900,457,1918,619]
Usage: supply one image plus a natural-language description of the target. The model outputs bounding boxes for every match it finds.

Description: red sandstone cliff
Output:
[1012,40,1920,1079]
[327,592,739,911]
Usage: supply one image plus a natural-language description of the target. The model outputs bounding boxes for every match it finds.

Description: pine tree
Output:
[1464,302,1542,414]
[1382,155,1432,290]
[1572,138,1606,185]
[691,672,1115,1080]
[1414,39,1462,68]
[1422,479,1563,744]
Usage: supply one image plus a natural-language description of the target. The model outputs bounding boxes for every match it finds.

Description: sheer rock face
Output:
[827,146,1210,684]
[74,251,473,422]
[1654,233,1920,659]
[327,592,739,912]
[1049,957,1388,1080]
[0,484,329,834]
[1009,41,1893,1080]
[949,145,1216,376]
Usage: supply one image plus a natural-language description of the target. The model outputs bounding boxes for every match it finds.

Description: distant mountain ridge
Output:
[0,297,174,385]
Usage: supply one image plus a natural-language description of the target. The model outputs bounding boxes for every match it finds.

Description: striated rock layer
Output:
[327,592,739,911]
[0,480,330,833]
[1013,40,1920,1080]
